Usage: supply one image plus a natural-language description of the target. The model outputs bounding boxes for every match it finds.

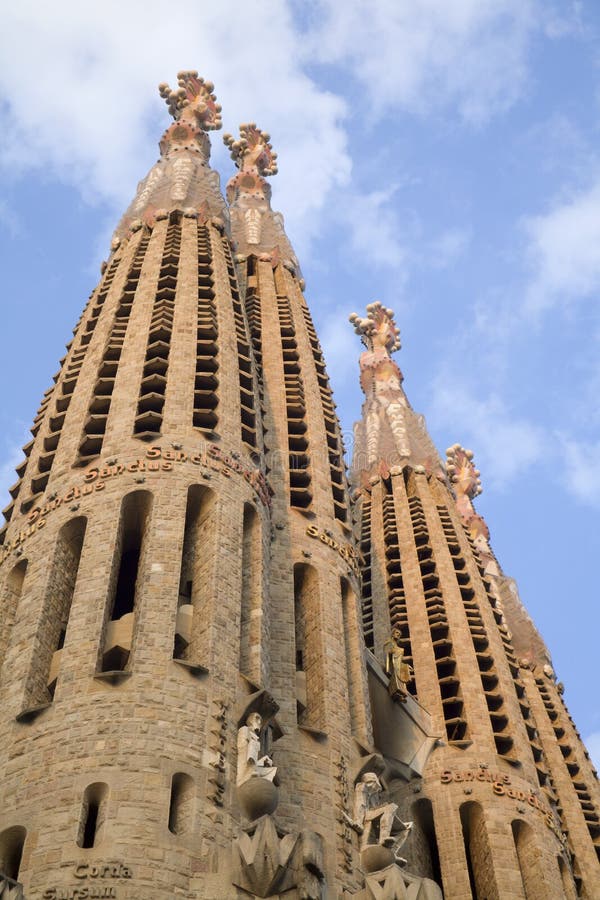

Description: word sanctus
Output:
[305,525,361,575]
[0,443,272,566]
[440,768,566,846]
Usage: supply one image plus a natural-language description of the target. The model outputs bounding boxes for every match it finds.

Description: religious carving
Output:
[335,755,354,875]
[347,772,412,860]
[208,699,229,808]
[383,630,413,702]
[237,712,278,787]
[445,444,500,577]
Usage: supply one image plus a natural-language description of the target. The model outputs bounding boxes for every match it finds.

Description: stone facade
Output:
[0,71,598,900]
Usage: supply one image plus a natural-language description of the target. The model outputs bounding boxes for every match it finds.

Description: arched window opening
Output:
[293,563,324,730]
[239,503,261,679]
[168,773,195,836]
[460,801,498,900]
[512,819,554,900]
[20,517,87,713]
[409,798,441,885]
[46,517,87,698]
[341,576,361,736]
[77,783,108,849]
[558,854,578,900]
[100,491,152,673]
[173,485,215,668]
[0,559,28,676]
[0,825,26,882]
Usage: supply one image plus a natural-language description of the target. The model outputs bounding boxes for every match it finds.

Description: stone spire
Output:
[224,123,300,277]
[113,71,227,241]
[350,302,442,484]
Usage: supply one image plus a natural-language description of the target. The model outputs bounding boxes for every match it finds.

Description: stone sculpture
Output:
[237,711,278,787]
[383,630,413,702]
[348,772,412,858]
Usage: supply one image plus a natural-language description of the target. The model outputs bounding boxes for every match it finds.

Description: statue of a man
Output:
[383,630,413,702]
[237,712,278,786]
[346,772,413,857]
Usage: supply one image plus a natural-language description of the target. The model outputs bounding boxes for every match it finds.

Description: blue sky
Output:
[1,1,599,766]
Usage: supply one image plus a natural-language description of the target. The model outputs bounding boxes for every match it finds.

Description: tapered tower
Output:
[349,302,600,899]
[0,72,441,900]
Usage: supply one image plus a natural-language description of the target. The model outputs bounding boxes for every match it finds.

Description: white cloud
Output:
[301,0,574,124]
[584,731,600,772]
[430,379,544,485]
[561,437,600,507]
[523,178,600,313]
[333,188,410,270]
[0,0,350,257]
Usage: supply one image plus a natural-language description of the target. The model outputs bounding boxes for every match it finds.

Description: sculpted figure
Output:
[350,303,411,467]
[445,444,500,577]
[383,629,413,702]
[347,772,413,858]
[237,712,278,787]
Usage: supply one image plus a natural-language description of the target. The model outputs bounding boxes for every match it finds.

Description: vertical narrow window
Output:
[77,783,108,848]
[0,560,28,676]
[168,773,195,836]
[410,799,441,886]
[0,826,26,883]
[239,503,261,679]
[22,517,86,712]
[293,564,324,730]
[341,577,360,736]
[558,855,578,900]
[100,491,152,673]
[460,801,498,900]
[173,485,215,669]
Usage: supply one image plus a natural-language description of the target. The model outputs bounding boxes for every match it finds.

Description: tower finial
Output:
[349,302,401,355]
[158,71,222,131]
[445,444,482,500]
[223,124,278,176]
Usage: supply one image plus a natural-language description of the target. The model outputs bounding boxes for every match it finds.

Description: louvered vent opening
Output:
[408,493,469,745]
[382,488,416,695]
[78,235,150,461]
[299,296,347,522]
[222,240,257,449]
[360,496,374,649]
[22,256,120,508]
[276,292,312,509]
[134,220,181,439]
[535,676,600,849]
[437,504,517,761]
[243,258,269,466]
[193,225,219,433]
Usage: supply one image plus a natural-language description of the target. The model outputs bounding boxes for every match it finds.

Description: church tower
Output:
[349,302,600,899]
[0,69,598,900]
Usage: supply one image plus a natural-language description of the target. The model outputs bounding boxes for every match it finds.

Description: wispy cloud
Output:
[301,0,576,125]
[429,378,545,486]
[523,178,600,314]
[560,436,600,508]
